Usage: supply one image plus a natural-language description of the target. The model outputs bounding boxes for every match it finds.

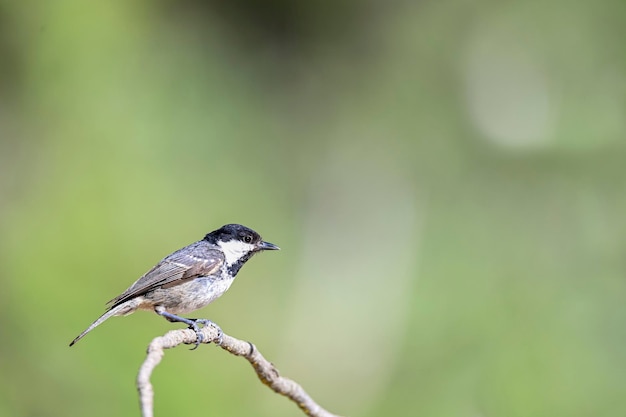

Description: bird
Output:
[69,224,279,348]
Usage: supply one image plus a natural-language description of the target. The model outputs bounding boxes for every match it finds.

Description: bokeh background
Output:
[1,1,625,416]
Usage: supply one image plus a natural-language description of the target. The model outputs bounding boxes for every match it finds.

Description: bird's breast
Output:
[146,276,236,315]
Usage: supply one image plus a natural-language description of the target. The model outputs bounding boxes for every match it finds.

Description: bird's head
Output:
[205,224,279,272]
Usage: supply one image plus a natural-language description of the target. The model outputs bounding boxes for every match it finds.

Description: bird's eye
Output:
[243,234,253,244]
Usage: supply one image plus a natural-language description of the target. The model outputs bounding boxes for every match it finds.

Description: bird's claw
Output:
[187,319,223,349]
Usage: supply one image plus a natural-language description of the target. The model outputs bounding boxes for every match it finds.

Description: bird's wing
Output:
[107,243,224,308]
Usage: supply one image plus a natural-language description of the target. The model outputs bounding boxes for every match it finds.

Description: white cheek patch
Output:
[218,239,255,266]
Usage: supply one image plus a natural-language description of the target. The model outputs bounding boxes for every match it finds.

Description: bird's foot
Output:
[155,308,221,350]
[188,319,223,349]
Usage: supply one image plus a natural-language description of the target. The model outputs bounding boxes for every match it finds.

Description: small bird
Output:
[69,224,279,348]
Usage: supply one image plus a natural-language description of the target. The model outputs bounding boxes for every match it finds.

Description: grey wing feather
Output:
[107,242,224,308]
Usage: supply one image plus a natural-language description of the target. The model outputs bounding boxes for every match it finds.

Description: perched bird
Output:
[69,224,279,348]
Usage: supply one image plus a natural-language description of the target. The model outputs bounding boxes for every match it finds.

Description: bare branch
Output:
[137,324,343,417]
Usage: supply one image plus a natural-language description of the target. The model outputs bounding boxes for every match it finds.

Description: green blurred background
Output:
[1,1,625,416]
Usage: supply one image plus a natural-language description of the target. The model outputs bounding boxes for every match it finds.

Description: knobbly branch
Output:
[137,324,342,417]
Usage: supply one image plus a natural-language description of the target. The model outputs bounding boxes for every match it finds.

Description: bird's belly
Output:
[146,277,235,315]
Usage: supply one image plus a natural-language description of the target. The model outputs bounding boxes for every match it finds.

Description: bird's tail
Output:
[69,300,139,347]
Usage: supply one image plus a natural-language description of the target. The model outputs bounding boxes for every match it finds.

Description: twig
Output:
[137,324,343,417]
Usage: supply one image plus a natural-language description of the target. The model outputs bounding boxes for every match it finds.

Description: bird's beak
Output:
[258,241,280,251]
